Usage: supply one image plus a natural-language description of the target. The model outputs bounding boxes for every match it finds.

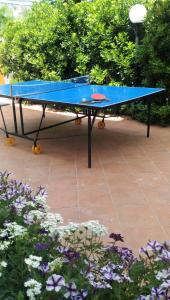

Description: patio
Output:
[0,104,170,253]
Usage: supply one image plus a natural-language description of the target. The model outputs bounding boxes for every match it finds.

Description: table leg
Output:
[33,104,47,146]
[12,98,18,134]
[88,109,92,168]
[0,106,9,137]
[147,99,151,138]
[19,100,24,135]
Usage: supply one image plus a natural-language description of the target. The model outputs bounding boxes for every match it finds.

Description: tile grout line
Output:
[125,141,169,240]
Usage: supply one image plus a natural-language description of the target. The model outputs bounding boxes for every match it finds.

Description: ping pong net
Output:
[10,75,89,98]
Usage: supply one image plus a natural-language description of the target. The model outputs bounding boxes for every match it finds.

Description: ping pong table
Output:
[0,77,165,168]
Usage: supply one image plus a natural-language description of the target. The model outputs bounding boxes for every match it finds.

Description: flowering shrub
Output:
[0,171,170,300]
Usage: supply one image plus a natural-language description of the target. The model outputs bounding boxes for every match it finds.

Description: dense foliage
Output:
[0,171,170,299]
[137,0,170,95]
[0,6,13,35]
[0,0,169,125]
[0,0,148,84]
[120,102,170,127]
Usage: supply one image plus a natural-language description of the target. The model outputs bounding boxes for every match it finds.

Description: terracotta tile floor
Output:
[0,104,170,253]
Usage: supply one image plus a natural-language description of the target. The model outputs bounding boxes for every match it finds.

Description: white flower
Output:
[0,229,8,238]
[26,202,36,208]
[41,213,63,237]
[56,222,80,237]
[56,225,74,237]
[4,222,27,238]
[25,255,42,269]
[66,222,80,232]
[28,210,45,221]
[24,209,46,225]
[0,261,7,278]
[49,257,64,271]
[82,220,108,236]
[0,261,7,268]
[26,289,36,300]
[0,241,11,251]
[35,194,48,209]
[24,279,42,300]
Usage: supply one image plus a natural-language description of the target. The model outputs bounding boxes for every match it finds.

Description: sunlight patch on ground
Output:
[23,104,124,122]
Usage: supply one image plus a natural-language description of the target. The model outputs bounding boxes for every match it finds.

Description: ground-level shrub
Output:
[0,171,170,299]
[120,103,170,127]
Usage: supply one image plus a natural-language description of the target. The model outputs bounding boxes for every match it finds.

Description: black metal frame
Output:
[0,93,156,168]
[0,105,9,138]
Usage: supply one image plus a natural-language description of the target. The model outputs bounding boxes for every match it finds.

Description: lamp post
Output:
[129,4,147,45]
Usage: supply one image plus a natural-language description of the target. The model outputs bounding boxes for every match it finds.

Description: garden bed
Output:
[0,171,170,300]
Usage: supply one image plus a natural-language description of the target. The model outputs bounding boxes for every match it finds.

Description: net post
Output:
[10,84,12,97]
[10,84,18,134]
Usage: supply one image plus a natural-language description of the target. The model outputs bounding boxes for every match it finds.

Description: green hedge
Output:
[0,0,149,85]
[1,171,170,300]
[137,0,170,97]
[0,0,169,126]
[121,103,170,127]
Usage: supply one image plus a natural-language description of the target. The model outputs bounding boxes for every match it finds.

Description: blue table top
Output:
[0,80,165,109]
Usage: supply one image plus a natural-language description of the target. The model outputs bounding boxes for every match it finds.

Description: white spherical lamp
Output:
[129,4,147,24]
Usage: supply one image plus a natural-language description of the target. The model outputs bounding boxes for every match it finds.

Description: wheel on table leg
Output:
[5,137,15,146]
[32,144,42,154]
[97,120,105,129]
[75,118,82,125]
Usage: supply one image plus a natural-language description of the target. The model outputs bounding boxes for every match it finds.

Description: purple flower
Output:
[23,213,34,225]
[36,186,48,198]
[109,233,124,242]
[89,280,112,289]
[158,249,170,262]
[35,243,49,251]
[64,282,78,299]
[104,271,122,282]
[65,250,80,262]
[46,274,65,292]
[151,287,165,298]
[147,240,163,252]
[100,263,123,282]
[56,246,80,262]
[72,289,88,300]
[160,279,170,289]
[57,246,70,254]
[138,296,154,300]
[162,241,170,252]
[85,272,94,281]
[14,197,26,209]
[38,262,50,274]
[139,247,148,254]
[39,228,49,235]
[106,245,136,267]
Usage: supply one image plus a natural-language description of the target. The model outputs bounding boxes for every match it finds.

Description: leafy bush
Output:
[137,0,170,97]
[0,171,170,300]
[0,0,169,127]
[0,0,149,84]
[121,103,170,127]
